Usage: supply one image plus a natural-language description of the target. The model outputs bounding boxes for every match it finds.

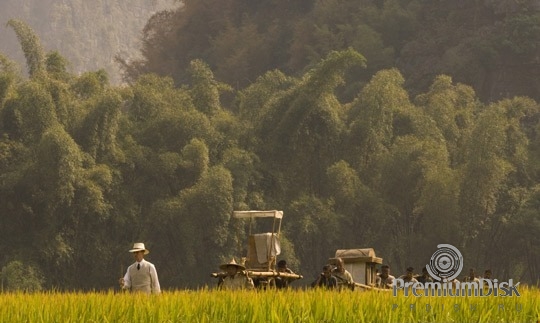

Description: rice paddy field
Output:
[0,287,538,323]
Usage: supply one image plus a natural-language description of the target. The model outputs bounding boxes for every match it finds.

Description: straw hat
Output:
[129,242,149,255]
[219,258,245,271]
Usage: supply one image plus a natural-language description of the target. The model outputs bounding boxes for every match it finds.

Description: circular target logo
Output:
[426,244,463,282]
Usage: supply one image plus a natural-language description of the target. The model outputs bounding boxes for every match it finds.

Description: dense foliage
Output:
[0,16,539,290]
[126,0,540,103]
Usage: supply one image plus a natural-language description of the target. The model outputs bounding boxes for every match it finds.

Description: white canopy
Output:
[333,248,383,264]
[232,210,283,219]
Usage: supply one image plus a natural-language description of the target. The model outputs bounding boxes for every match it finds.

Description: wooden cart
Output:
[328,248,390,291]
[211,210,303,288]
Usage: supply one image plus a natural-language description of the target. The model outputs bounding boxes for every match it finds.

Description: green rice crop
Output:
[0,287,537,322]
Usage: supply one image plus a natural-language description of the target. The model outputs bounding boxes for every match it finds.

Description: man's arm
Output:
[245,277,255,290]
[385,275,395,289]
[344,271,354,284]
[150,265,161,294]
[374,275,381,287]
[120,267,131,290]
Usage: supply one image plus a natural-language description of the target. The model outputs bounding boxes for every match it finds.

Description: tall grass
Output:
[0,287,537,322]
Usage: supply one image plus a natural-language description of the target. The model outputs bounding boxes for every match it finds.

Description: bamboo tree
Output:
[188,59,232,116]
[459,104,513,249]
[325,160,383,248]
[149,165,236,287]
[414,75,478,167]
[178,138,209,189]
[235,70,296,124]
[78,91,123,163]
[471,97,538,270]
[6,19,45,78]
[2,81,58,143]
[286,195,341,273]
[0,54,20,105]
[347,68,409,170]
[222,147,260,209]
[257,48,366,198]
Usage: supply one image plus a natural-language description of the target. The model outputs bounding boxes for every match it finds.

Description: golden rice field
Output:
[0,287,538,323]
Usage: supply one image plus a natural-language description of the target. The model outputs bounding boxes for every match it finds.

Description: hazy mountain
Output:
[0,0,178,83]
